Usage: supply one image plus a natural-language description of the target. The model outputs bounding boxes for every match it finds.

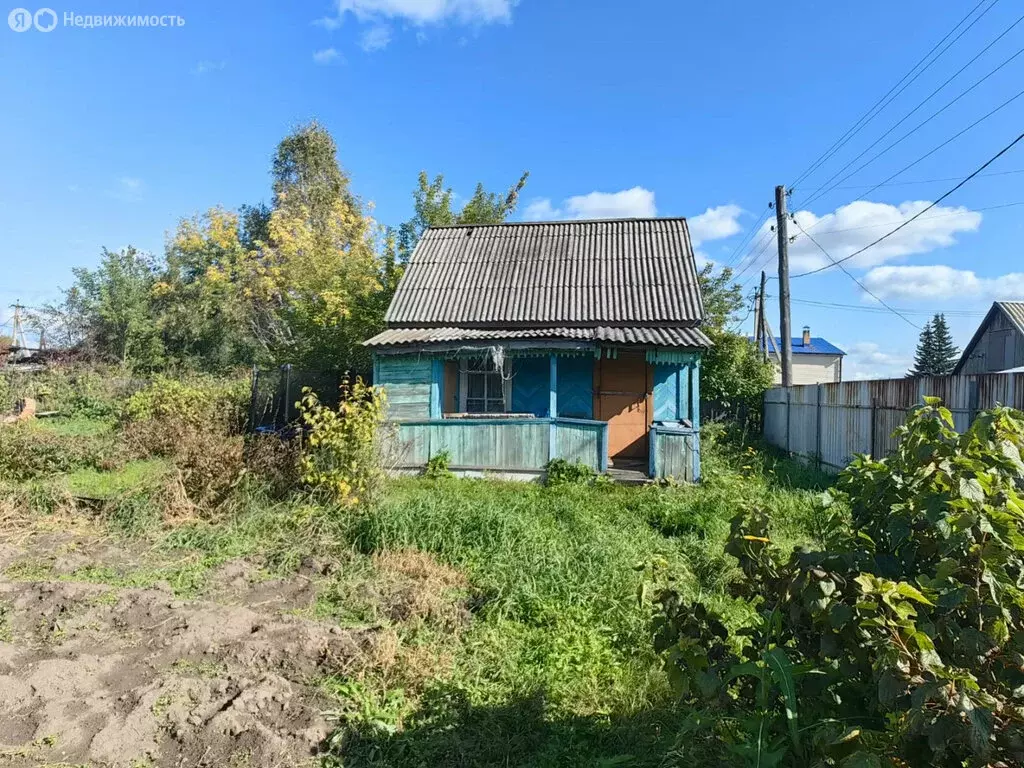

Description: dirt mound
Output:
[0,579,376,767]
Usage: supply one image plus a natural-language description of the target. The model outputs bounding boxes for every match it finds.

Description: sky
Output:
[1,0,1022,378]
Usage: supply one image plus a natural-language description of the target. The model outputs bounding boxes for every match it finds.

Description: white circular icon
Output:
[33,7,56,31]
[8,7,33,31]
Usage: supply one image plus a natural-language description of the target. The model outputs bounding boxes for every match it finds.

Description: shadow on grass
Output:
[332,684,683,768]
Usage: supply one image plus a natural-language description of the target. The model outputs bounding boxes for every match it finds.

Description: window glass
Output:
[462,357,506,413]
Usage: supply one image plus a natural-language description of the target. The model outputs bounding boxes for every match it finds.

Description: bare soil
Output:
[0,532,380,768]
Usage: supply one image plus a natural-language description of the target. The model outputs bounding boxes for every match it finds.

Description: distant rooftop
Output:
[747,336,846,356]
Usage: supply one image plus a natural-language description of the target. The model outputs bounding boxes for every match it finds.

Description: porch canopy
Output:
[364,218,710,480]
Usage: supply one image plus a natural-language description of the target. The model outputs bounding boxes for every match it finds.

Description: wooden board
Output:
[596,351,650,461]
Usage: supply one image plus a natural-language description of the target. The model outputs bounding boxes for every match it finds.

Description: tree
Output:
[395,170,529,263]
[909,320,936,377]
[57,246,163,367]
[697,264,775,412]
[156,207,262,369]
[930,313,959,374]
[908,314,959,377]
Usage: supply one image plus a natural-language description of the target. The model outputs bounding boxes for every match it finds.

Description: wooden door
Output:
[596,352,650,462]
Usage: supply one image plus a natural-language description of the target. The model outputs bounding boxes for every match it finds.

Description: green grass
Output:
[32,415,115,437]
[63,459,170,500]
[330,432,835,766]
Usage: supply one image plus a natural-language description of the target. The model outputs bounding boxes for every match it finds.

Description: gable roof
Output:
[954,301,1024,373]
[747,337,846,356]
[383,218,705,328]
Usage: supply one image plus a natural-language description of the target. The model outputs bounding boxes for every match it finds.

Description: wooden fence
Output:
[763,372,1024,472]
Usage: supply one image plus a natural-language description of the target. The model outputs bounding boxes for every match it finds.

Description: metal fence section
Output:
[249,366,370,432]
[764,372,1024,472]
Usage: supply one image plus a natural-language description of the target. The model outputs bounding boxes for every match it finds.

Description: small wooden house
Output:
[954,301,1024,374]
[364,218,710,481]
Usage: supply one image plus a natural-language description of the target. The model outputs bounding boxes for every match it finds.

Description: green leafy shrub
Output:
[122,375,248,456]
[423,451,454,480]
[544,458,596,486]
[0,423,124,482]
[653,400,1024,767]
[298,379,387,507]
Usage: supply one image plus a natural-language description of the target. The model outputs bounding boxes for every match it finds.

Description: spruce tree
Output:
[909,319,936,377]
[930,313,960,375]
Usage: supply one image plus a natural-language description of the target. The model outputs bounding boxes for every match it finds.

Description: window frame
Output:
[458,357,511,414]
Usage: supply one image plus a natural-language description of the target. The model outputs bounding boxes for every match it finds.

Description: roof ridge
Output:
[425,216,688,230]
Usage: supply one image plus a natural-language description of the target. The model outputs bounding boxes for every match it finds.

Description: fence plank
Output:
[763,372,1024,472]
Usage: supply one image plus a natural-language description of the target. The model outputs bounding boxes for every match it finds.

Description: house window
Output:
[460,357,506,413]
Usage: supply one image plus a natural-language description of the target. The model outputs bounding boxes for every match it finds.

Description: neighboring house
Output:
[954,301,1024,374]
[750,327,845,385]
[364,218,710,481]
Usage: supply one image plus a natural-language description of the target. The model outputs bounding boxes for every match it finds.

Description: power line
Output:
[794,199,1024,241]
[793,129,1024,278]
[792,298,985,317]
[789,0,1000,191]
[825,167,1024,189]
[721,204,772,269]
[790,218,921,329]
[800,38,1024,208]
[732,229,776,284]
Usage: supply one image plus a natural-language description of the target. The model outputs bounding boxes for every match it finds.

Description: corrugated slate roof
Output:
[384,218,704,327]
[748,337,846,356]
[365,325,712,348]
[999,301,1024,336]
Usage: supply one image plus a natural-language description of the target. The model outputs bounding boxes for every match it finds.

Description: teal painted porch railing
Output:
[387,417,609,473]
[649,423,701,482]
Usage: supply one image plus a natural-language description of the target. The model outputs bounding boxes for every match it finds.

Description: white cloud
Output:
[742,200,982,275]
[106,176,143,202]
[192,60,225,75]
[331,0,515,25]
[841,341,911,381]
[313,47,343,64]
[120,177,141,190]
[688,204,743,247]
[861,265,1024,302]
[360,24,392,50]
[523,187,657,221]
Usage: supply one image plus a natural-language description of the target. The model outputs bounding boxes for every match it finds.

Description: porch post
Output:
[548,354,558,462]
[429,358,443,419]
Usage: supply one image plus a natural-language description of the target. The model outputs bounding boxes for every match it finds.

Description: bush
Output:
[122,375,248,457]
[243,433,301,498]
[544,458,596,486]
[423,451,454,480]
[0,423,124,482]
[298,379,387,507]
[652,401,1024,767]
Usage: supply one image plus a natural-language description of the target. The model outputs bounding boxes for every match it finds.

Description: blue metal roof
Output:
[747,336,846,356]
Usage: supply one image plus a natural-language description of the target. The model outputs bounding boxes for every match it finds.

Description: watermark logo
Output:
[8,7,32,30]
[34,7,55,30]
[8,8,184,30]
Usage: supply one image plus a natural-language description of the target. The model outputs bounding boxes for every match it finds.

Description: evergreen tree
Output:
[909,319,936,378]
[908,314,960,377]
[930,313,960,375]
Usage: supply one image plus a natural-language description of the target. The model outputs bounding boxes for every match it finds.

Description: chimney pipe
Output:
[802,326,811,347]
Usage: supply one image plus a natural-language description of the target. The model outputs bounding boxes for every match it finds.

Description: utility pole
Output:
[758,270,768,363]
[10,303,27,350]
[753,280,762,357]
[775,186,793,387]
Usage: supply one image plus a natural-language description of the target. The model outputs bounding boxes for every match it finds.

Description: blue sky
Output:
[2,0,1022,377]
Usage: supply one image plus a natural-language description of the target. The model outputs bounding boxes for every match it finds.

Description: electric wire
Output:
[800,38,1024,208]
[789,0,1000,191]
[792,130,1024,278]
[790,218,921,329]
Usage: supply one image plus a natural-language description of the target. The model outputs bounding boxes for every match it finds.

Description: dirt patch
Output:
[0,578,378,767]
[368,549,469,628]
